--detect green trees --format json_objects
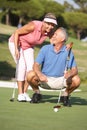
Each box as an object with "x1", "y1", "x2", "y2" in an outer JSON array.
[
  {"x1": 0, "y1": 0, "x2": 45, "y2": 25},
  {"x1": 62, "y1": 12, "x2": 87, "y2": 39},
  {"x1": 74, "y1": 0, "x2": 87, "y2": 13},
  {"x1": 40, "y1": 0, "x2": 64, "y2": 16},
  {"x1": 0, "y1": 0, "x2": 87, "y2": 39},
  {"x1": 0, "y1": 0, "x2": 64, "y2": 26}
]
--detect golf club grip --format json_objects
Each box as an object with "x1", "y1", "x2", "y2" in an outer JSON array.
[
  {"x1": 68, "y1": 42, "x2": 73, "y2": 58},
  {"x1": 66, "y1": 49, "x2": 71, "y2": 71},
  {"x1": 68, "y1": 48, "x2": 71, "y2": 59}
]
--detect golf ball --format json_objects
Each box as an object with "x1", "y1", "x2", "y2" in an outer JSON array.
[{"x1": 54, "y1": 108, "x2": 58, "y2": 112}]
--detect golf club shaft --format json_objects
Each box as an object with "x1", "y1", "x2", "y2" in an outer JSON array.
[
  {"x1": 57, "y1": 85, "x2": 62, "y2": 104},
  {"x1": 12, "y1": 81, "x2": 16, "y2": 98},
  {"x1": 57, "y1": 43, "x2": 73, "y2": 105},
  {"x1": 10, "y1": 60, "x2": 18, "y2": 100}
]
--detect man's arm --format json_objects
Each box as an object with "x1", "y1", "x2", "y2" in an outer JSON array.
[
  {"x1": 33, "y1": 62, "x2": 48, "y2": 82},
  {"x1": 64, "y1": 67, "x2": 78, "y2": 79}
]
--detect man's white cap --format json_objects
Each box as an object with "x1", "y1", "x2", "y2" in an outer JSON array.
[{"x1": 43, "y1": 13, "x2": 57, "y2": 25}]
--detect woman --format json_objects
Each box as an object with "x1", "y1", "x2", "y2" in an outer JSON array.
[{"x1": 8, "y1": 13, "x2": 57, "y2": 102}]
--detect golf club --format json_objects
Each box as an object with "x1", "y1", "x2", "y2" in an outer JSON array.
[
  {"x1": 10, "y1": 78, "x2": 16, "y2": 102},
  {"x1": 53, "y1": 42, "x2": 73, "y2": 109},
  {"x1": 10, "y1": 61, "x2": 18, "y2": 102}
]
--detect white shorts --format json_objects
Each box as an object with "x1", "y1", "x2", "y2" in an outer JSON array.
[
  {"x1": 40, "y1": 76, "x2": 67, "y2": 90},
  {"x1": 8, "y1": 42, "x2": 34, "y2": 81}
]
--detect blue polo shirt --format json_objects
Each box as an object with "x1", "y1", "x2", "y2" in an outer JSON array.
[{"x1": 35, "y1": 44, "x2": 77, "y2": 77}]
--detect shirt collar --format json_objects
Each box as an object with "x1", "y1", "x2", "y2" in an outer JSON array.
[{"x1": 50, "y1": 44, "x2": 66, "y2": 52}]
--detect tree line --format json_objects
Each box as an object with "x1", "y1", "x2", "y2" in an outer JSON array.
[{"x1": 0, "y1": 0, "x2": 87, "y2": 39}]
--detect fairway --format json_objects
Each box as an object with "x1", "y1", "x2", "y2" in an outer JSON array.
[{"x1": 0, "y1": 85, "x2": 87, "y2": 130}]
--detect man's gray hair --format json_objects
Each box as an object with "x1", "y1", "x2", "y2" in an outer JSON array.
[{"x1": 58, "y1": 27, "x2": 68, "y2": 42}]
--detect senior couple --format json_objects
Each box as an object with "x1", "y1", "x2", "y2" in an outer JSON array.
[{"x1": 9, "y1": 13, "x2": 80, "y2": 106}]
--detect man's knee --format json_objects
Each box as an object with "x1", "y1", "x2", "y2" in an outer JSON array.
[
  {"x1": 27, "y1": 70, "x2": 39, "y2": 86},
  {"x1": 27, "y1": 70, "x2": 36, "y2": 82},
  {"x1": 72, "y1": 75, "x2": 81, "y2": 87}
]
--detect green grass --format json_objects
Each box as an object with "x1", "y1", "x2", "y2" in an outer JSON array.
[
  {"x1": 0, "y1": 23, "x2": 17, "y2": 35},
  {"x1": 0, "y1": 24, "x2": 17, "y2": 80},
  {"x1": 0, "y1": 84, "x2": 87, "y2": 130},
  {"x1": 0, "y1": 24, "x2": 87, "y2": 130}
]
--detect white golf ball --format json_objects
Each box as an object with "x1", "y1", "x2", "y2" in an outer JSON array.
[{"x1": 54, "y1": 108, "x2": 58, "y2": 112}]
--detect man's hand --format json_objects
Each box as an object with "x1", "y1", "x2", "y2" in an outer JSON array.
[
  {"x1": 33, "y1": 62, "x2": 48, "y2": 82},
  {"x1": 64, "y1": 71, "x2": 72, "y2": 86},
  {"x1": 38, "y1": 73, "x2": 48, "y2": 82},
  {"x1": 64, "y1": 71, "x2": 71, "y2": 79}
]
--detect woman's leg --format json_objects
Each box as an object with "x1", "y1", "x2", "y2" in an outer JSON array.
[
  {"x1": 8, "y1": 42, "x2": 26, "y2": 101},
  {"x1": 22, "y1": 48, "x2": 34, "y2": 101},
  {"x1": 16, "y1": 48, "x2": 27, "y2": 101},
  {"x1": 23, "y1": 48, "x2": 34, "y2": 92}
]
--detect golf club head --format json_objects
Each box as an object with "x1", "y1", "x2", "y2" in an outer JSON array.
[
  {"x1": 10, "y1": 98, "x2": 14, "y2": 102},
  {"x1": 53, "y1": 105, "x2": 61, "y2": 109}
]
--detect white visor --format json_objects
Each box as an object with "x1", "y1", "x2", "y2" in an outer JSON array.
[{"x1": 44, "y1": 18, "x2": 57, "y2": 25}]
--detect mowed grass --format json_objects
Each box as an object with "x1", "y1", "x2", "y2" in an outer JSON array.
[
  {"x1": 0, "y1": 84, "x2": 87, "y2": 130},
  {"x1": 0, "y1": 24, "x2": 87, "y2": 130}
]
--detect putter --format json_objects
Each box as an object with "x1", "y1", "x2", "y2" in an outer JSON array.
[
  {"x1": 53, "y1": 86, "x2": 62, "y2": 109},
  {"x1": 10, "y1": 80, "x2": 16, "y2": 102},
  {"x1": 10, "y1": 61, "x2": 18, "y2": 102},
  {"x1": 53, "y1": 42, "x2": 73, "y2": 109}
]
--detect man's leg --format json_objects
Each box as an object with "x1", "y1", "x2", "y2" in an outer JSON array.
[
  {"x1": 27, "y1": 70, "x2": 40, "y2": 92},
  {"x1": 66, "y1": 75, "x2": 81, "y2": 94},
  {"x1": 61, "y1": 75, "x2": 81, "y2": 106},
  {"x1": 27, "y1": 70, "x2": 42, "y2": 103}
]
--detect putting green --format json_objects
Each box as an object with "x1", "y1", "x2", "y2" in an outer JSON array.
[{"x1": 0, "y1": 87, "x2": 87, "y2": 130}]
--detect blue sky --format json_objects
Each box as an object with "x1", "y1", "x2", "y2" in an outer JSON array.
[{"x1": 55, "y1": 0, "x2": 79, "y2": 9}]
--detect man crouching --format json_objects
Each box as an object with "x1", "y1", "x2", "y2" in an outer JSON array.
[{"x1": 27, "y1": 27, "x2": 81, "y2": 106}]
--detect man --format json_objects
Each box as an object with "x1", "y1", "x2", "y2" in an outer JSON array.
[{"x1": 27, "y1": 27, "x2": 81, "y2": 106}]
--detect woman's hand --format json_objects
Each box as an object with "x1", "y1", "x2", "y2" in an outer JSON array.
[
  {"x1": 15, "y1": 48, "x2": 20, "y2": 60},
  {"x1": 66, "y1": 42, "x2": 73, "y2": 50}
]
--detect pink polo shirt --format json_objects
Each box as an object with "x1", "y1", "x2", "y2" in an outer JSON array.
[{"x1": 9, "y1": 21, "x2": 48, "y2": 50}]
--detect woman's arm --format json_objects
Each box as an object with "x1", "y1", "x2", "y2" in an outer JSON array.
[{"x1": 14, "y1": 21, "x2": 35, "y2": 59}]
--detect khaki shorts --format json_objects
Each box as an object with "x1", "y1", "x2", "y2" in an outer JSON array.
[{"x1": 39, "y1": 76, "x2": 67, "y2": 90}]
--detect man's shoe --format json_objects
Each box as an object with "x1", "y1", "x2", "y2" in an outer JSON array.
[
  {"x1": 60, "y1": 96, "x2": 64, "y2": 103},
  {"x1": 30, "y1": 93, "x2": 42, "y2": 103},
  {"x1": 63, "y1": 96, "x2": 71, "y2": 107},
  {"x1": 23, "y1": 93, "x2": 31, "y2": 102},
  {"x1": 17, "y1": 94, "x2": 26, "y2": 102}
]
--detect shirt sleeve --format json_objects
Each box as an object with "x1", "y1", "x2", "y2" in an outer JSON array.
[{"x1": 35, "y1": 46, "x2": 46, "y2": 65}]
